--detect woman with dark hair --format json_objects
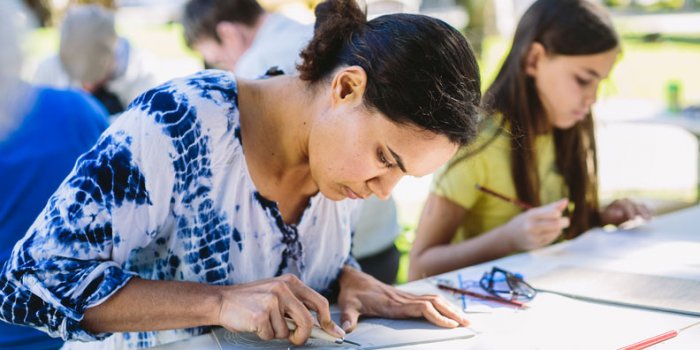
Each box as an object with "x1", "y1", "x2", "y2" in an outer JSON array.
[
  {"x1": 0, "y1": 0, "x2": 480, "y2": 348},
  {"x1": 409, "y1": 0, "x2": 652, "y2": 280}
]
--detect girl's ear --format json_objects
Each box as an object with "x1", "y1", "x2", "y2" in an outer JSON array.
[{"x1": 524, "y1": 42, "x2": 546, "y2": 77}]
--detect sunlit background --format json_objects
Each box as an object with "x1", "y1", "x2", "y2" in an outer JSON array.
[{"x1": 17, "y1": 0, "x2": 700, "y2": 283}]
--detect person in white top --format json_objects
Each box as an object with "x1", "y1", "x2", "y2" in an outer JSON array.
[
  {"x1": 183, "y1": 0, "x2": 403, "y2": 284},
  {"x1": 33, "y1": 5, "x2": 156, "y2": 115},
  {"x1": 182, "y1": 0, "x2": 312, "y2": 78}
]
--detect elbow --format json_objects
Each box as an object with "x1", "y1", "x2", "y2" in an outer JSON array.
[{"x1": 80, "y1": 308, "x2": 105, "y2": 335}]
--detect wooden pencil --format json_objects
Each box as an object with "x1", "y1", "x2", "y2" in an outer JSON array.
[{"x1": 475, "y1": 184, "x2": 533, "y2": 210}]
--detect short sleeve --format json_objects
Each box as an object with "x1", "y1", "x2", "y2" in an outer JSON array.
[{"x1": 431, "y1": 149, "x2": 487, "y2": 210}]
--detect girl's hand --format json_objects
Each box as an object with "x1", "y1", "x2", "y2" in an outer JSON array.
[
  {"x1": 600, "y1": 198, "x2": 653, "y2": 226},
  {"x1": 217, "y1": 274, "x2": 344, "y2": 346},
  {"x1": 337, "y1": 266, "x2": 469, "y2": 333},
  {"x1": 502, "y1": 198, "x2": 570, "y2": 251}
]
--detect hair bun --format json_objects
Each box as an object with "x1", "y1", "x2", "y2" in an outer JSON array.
[
  {"x1": 314, "y1": 0, "x2": 366, "y2": 32},
  {"x1": 298, "y1": 0, "x2": 366, "y2": 81}
]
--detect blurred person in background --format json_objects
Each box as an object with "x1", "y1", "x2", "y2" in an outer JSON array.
[
  {"x1": 182, "y1": 0, "x2": 312, "y2": 77},
  {"x1": 409, "y1": 0, "x2": 653, "y2": 280},
  {"x1": 0, "y1": 1, "x2": 109, "y2": 349},
  {"x1": 33, "y1": 4, "x2": 156, "y2": 115},
  {"x1": 184, "y1": 0, "x2": 402, "y2": 284}
]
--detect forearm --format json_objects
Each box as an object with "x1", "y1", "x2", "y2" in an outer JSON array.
[
  {"x1": 409, "y1": 227, "x2": 515, "y2": 280},
  {"x1": 81, "y1": 277, "x2": 222, "y2": 334}
]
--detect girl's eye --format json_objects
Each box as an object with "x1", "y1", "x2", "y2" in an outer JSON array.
[
  {"x1": 575, "y1": 76, "x2": 592, "y2": 87},
  {"x1": 378, "y1": 150, "x2": 394, "y2": 168}
]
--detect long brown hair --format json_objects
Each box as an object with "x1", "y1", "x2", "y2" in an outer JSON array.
[{"x1": 479, "y1": 0, "x2": 618, "y2": 237}]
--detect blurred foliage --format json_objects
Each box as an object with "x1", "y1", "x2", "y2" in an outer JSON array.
[
  {"x1": 260, "y1": 0, "x2": 319, "y2": 11},
  {"x1": 456, "y1": 0, "x2": 488, "y2": 57},
  {"x1": 23, "y1": 0, "x2": 52, "y2": 27},
  {"x1": 70, "y1": 0, "x2": 116, "y2": 9},
  {"x1": 22, "y1": 0, "x2": 118, "y2": 27},
  {"x1": 394, "y1": 224, "x2": 415, "y2": 284},
  {"x1": 603, "y1": 0, "x2": 699, "y2": 11}
]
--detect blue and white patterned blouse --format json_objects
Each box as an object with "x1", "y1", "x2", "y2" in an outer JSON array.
[{"x1": 0, "y1": 70, "x2": 357, "y2": 349}]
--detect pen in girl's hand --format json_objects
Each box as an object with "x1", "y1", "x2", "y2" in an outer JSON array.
[{"x1": 475, "y1": 184, "x2": 533, "y2": 210}]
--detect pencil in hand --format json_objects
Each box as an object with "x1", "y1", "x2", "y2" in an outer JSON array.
[
  {"x1": 284, "y1": 318, "x2": 361, "y2": 346},
  {"x1": 475, "y1": 184, "x2": 533, "y2": 210}
]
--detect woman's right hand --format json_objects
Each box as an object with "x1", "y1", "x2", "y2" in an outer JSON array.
[
  {"x1": 502, "y1": 198, "x2": 570, "y2": 251},
  {"x1": 216, "y1": 274, "x2": 344, "y2": 346}
]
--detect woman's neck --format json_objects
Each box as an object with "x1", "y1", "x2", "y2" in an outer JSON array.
[{"x1": 236, "y1": 75, "x2": 322, "y2": 202}]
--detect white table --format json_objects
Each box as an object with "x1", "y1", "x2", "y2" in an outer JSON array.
[
  {"x1": 403, "y1": 204, "x2": 700, "y2": 349},
  {"x1": 155, "y1": 205, "x2": 700, "y2": 350}
]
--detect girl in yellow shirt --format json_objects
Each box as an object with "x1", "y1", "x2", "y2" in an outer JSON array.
[{"x1": 409, "y1": 0, "x2": 652, "y2": 280}]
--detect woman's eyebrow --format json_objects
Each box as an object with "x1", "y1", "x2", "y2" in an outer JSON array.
[{"x1": 387, "y1": 146, "x2": 407, "y2": 173}]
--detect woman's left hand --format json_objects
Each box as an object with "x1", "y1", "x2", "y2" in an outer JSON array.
[
  {"x1": 337, "y1": 266, "x2": 469, "y2": 333},
  {"x1": 600, "y1": 198, "x2": 653, "y2": 226}
]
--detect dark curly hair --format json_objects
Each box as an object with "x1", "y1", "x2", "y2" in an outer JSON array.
[{"x1": 297, "y1": 0, "x2": 481, "y2": 146}]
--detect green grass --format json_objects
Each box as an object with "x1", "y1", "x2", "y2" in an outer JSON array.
[
  {"x1": 25, "y1": 23, "x2": 700, "y2": 104},
  {"x1": 478, "y1": 34, "x2": 700, "y2": 105},
  {"x1": 117, "y1": 22, "x2": 200, "y2": 60},
  {"x1": 394, "y1": 225, "x2": 416, "y2": 285},
  {"x1": 611, "y1": 38, "x2": 700, "y2": 105},
  {"x1": 23, "y1": 23, "x2": 203, "y2": 81}
]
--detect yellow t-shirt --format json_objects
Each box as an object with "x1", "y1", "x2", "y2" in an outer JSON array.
[{"x1": 432, "y1": 117, "x2": 567, "y2": 243}]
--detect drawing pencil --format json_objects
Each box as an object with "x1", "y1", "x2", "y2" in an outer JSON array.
[
  {"x1": 285, "y1": 318, "x2": 361, "y2": 346},
  {"x1": 436, "y1": 283, "x2": 528, "y2": 309},
  {"x1": 475, "y1": 184, "x2": 533, "y2": 210}
]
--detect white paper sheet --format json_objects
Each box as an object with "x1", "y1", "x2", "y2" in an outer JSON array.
[
  {"x1": 530, "y1": 265, "x2": 700, "y2": 316},
  {"x1": 212, "y1": 315, "x2": 476, "y2": 350}
]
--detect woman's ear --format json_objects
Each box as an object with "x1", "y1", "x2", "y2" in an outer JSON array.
[
  {"x1": 524, "y1": 42, "x2": 546, "y2": 77},
  {"x1": 330, "y1": 66, "x2": 367, "y2": 107}
]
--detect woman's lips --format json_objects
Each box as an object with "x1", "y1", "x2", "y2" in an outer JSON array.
[{"x1": 345, "y1": 186, "x2": 360, "y2": 199}]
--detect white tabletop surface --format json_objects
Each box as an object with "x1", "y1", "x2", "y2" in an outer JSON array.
[{"x1": 153, "y1": 205, "x2": 700, "y2": 350}]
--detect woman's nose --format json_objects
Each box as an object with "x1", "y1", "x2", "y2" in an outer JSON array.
[{"x1": 368, "y1": 171, "x2": 403, "y2": 200}]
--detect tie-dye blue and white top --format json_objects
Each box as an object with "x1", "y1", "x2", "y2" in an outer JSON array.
[{"x1": 0, "y1": 70, "x2": 357, "y2": 349}]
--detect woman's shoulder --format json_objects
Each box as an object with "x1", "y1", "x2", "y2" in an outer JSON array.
[
  {"x1": 170, "y1": 69, "x2": 239, "y2": 108},
  {"x1": 129, "y1": 70, "x2": 239, "y2": 111},
  {"x1": 123, "y1": 70, "x2": 241, "y2": 139},
  {"x1": 116, "y1": 70, "x2": 243, "y2": 162}
]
